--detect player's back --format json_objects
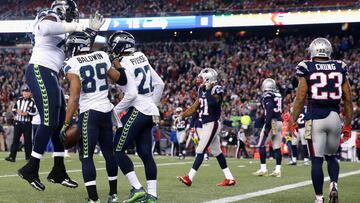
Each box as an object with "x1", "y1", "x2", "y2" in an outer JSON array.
[
  {"x1": 262, "y1": 91, "x2": 282, "y2": 121},
  {"x1": 29, "y1": 9, "x2": 66, "y2": 73},
  {"x1": 64, "y1": 51, "x2": 113, "y2": 114},
  {"x1": 296, "y1": 60, "x2": 347, "y2": 119},
  {"x1": 120, "y1": 51, "x2": 160, "y2": 116}
]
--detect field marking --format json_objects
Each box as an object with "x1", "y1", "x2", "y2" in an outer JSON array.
[
  {"x1": 204, "y1": 169, "x2": 360, "y2": 203},
  {"x1": 0, "y1": 161, "x2": 193, "y2": 178},
  {"x1": 237, "y1": 165, "x2": 246, "y2": 168}
]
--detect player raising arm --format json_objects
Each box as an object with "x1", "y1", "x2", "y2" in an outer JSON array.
[
  {"x1": 289, "y1": 38, "x2": 353, "y2": 203},
  {"x1": 109, "y1": 31, "x2": 165, "y2": 203},
  {"x1": 19, "y1": 0, "x2": 105, "y2": 191},
  {"x1": 176, "y1": 68, "x2": 236, "y2": 187}
]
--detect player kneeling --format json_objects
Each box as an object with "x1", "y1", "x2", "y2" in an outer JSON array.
[
  {"x1": 176, "y1": 68, "x2": 236, "y2": 187},
  {"x1": 62, "y1": 32, "x2": 127, "y2": 203}
]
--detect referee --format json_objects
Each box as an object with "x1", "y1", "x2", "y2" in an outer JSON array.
[{"x1": 5, "y1": 87, "x2": 37, "y2": 162}]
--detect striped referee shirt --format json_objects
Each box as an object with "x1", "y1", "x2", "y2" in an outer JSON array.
[{"x1": 12, "y1": 97, "x2": 37, "y2": 122}]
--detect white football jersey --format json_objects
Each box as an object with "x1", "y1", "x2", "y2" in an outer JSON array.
[
  {"x1": 29, "y1": 9, "x2": 66, "y2": 73},
  {"x1": 63, "y1": 51, "x2": 113, "y2": 114},
  {"x1": 114, "y1": 51, "x2": 164, "y2": 116}
]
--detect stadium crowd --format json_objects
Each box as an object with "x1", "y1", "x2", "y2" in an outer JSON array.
[{"x1": 0, "y1": 0, "x2": 358, "y2": 19}]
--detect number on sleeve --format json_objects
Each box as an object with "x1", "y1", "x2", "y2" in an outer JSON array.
[{"x1": 134, "y1": 65, "x2": 154, "y2": 95}]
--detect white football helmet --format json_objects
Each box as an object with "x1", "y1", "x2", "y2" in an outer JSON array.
[
  {"x1": 175, "y1": 107, "x2": 183, "y2": 113},
  {"x1": 261, "y1": 78, "x2": 277, "y2": 92},
  {"x1": 198, "y1": 68, "x2": 218, "y2": 90},
  {"x1": 308, "y1": 38, "x2": 332, "y2": 59}
]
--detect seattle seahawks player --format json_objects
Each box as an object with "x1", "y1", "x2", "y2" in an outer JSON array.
[
  {"x1": 62, "y1": 32, "x2": 128, "y2": 203},
  {"x1": 253, "y1": 78, "x2": 283, "y2": 177},
  {"x1": 289, "y1": 38, "x2": 352, "y2": 203},
  {"x1": 173, "y1": 107, "x2": 190, "y2": 159},
  {"x1": 288, "y1": 106, "x2": 310, "y2": 166},
  {"x1": 18, "y1": 0, "x2": 105, "y2": 191},
  {"x1": 176, "y1": 68, "x2": 236, "y2": 187},
  {"x1": 109, "y1": 31, "x2": 165, "y2": 203}
]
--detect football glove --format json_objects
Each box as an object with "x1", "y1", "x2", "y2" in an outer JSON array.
[
  {"x1": 60, "y1": 122, "x2": 70, "y2": 143},
  {"x1": 285, "y1": 133, "x2": 292, "y2": 144},
  {"x1": 89, "y1": 11, "x2": 105, "y2": 31},
  {"x1": 340, "y1": 124, "x2": 352, "y2": 144},
  {"x1": 192, "y1": 135, "x2": 199, "y2": 146}
]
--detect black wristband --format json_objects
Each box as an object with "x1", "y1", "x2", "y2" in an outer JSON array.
[{"x1": 116, "y1": 68, "x2": 127, "y2": 86}]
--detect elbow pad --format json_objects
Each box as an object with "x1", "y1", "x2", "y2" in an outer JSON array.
[{"x1": 115, "y1": 68, "x2": 127, "y2": 86}]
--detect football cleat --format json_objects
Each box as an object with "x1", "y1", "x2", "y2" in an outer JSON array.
[
  {"x1": 217, "y1": 179, "x2": 236, "y2": 186},
  {"x1": 123, "y1": 187, "x2": 146, "y2": 203},
  {"x1": 252, "y1": 169, "x2": 268, "y2": 176},
  {"x1": 47, "y1": 166, "x2": 78, "y2": 188},
  {"x1": 303, "y1": 161, "x2": 310, "y2": 166},
  {"x1": 269, "y1": 170, "x2": 281, "y2": 178},
  {"x1": 18, "y1": 165, "x2": 45, "y2": 191},
  {"x1": 177, "y1": 175, "x2": 192, "y2": 186},
  {"x1": 139, "y1": 194, "x2": 158, "y2": 203},
  {"x1": 314, "y1": 197, "x2": 324, "y2": 203},
  {"x1": 287, "y1": 161, "x2": 297, "y2": 166},
  {"x1": 107, "y1": 194, "x2": 119, "y2": 203},
  {"x1": 5, "y1": 156, "x2": 15, "y2": 162},
  {"x1": 328, "y1": 182, "x2": 339, "y2": 203}
]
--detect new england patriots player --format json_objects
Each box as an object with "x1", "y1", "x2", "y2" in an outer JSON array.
[
  {"x1": 176, "y1": 68, "x2": 236, "y2": 187},
  {"x1": 18, "y1": 0, "x2": 105, "y2": 191},
  {"x1": 173, "y1": 107, "x2": 190, "y2": 159},
  {"x1": 253, "y1": 78, "x2": 283, "y2": 177},
  {"x1": 109, "y1": 31, "x2": 165, "y2": 203},
  {"x1": 289, "y1": 38, "x2": 353, "y2": 203},
  {"x1": 288, "y1": 106, "x2": 310, "y2": 166},
  {"x1": 62, "y1": 32, "x2": 128, "y2": 203}
]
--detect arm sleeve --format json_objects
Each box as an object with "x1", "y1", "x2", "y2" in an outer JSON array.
[
  {"x1": 28, "y1": 101, "x2": 38, "y2": 116},
  {"x1": 150, "y1": 66, "x2": 165, "y2": 106},
  {"x1": 34, "y1": 20, "x2": 83, "y2": 36},
  {"x1": 208, "y1": 85, "x2": 223, "y2": 107},
  {"x1": 113, "y1": 69, "x2": 138, "y2": 114}
]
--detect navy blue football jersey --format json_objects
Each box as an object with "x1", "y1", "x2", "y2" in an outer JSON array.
[
  {"x1": 262, "y1": 91, "x2": 283, "y2": 123},
  {"x1": 296, "y1": 60, "x2": 348, "y2": 120},
  {"x1": 297, "y1": 106, "x2": 307, "y2": 128},
  {"x1": 173, "y1": 115, "x2": 188, "y2": 132},
  {"x1": 197, "y1": 85, "x2": 223, "y2": 124}
]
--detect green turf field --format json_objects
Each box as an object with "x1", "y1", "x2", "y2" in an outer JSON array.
[{"x1": 0, "y1": 152, "x2": 359, "y2": 203}]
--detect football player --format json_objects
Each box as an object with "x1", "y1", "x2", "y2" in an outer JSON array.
[
  {"x1": 253, "y1": 78, "x2": 283, "y2": 177},
  {"x1": 289, "y1": 38, "x2": 353, "y2": 203},
  {"x1": 173, "y1": 107, "x2": 190, "y2": 159},
  {"x1": 288, "y1": 106, "x2": 310, "y2": 166},
  {"x1": 109, "y1": 31, "x2": 165, "y2": 203},
  {"x1": 62, "y1": 32, "x2": 128, "y2": 203},
  {"x1": 18, "y1": 0, "x2": 105, "y2": 191},
  {"x1": 176, "y1": 68, "x2": 236, "y2": 187}
]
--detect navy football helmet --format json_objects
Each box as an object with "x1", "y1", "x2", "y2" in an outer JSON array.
[
  {"x1": 65, "y1": 32, "x2": 91, "y2": 58},
  {"x1": 107, "y1": 31, "x2": 136, "y2": 56},
  {"x1": 51, "y1": 0, "x2": 79, "y2": 22}
]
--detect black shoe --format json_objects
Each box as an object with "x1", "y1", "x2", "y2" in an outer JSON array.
[
  {"x1": 18, "y1": 165, "x2": 45, "y2": 191},
  {"x1": 5, "y1": 156, "x2": 15, "y2": 162},
  {"x1": 47, "y1": 166, "x2": 78, "y2": 188}
]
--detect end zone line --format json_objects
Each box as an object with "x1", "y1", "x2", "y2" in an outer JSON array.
[
  {"x1": 204, "y1": 169, "x2": 360, "y2": 203},
  {"x1": 0, "y1": 161, "x2": 193, "y2": 178}
]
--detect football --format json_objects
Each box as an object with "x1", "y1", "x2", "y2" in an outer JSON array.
[{"x1": 62, "y1": 125, "x2": 81, "y2": 149}]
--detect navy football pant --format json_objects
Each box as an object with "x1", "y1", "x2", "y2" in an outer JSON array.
[
  {"x1": 78, "y1": 110, "x2": 118, "y2": 185},
  {"x1": 25, "y1": 64, "x2": 65, "y2": 158},
  {"x1": 114, "y1": 107, "x2": 157, "y2": 180}
]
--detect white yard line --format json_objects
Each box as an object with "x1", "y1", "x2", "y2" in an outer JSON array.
[
  {"x1": 204, "y1": 169, "x2": 360, "y2": 203},
  {"x1": 0, "y1": 161, "x2": 193, "y2": 178}
]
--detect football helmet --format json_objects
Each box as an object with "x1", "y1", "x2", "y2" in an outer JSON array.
[
  {"x1": 108, "y1": 31, "x2": 136, "y2": 56},
  {"x1": 65, "y1": 32, "x2": 91, "y2": 58},
  {"x1": 51, "y1": 0, "x2": 79, "y2": 22},
  {"x1": 197, "y1": 68, "x2": 218, "y2": 90},
  {"x1": 308, "y1": 38, "x2": 332, "y2": 59},
  {"x1": 261, "y1": 78, "x2": 277, "y2": 92},
  {"x1": 175, "y1": 107, "x2": 183, "y2": 114}
]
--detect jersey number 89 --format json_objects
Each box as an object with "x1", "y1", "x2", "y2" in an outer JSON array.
[{"x1": 80, "y1": 63, "x2": 108, "y2": 93}]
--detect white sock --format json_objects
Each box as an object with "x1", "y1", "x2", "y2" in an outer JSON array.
[
  {"x1": 304, "y1": 158, "x2": 309, "y2": 162},
  {"x1": 222, "y1": 167, "x2": 234, "y2": 180},
  {"x1": 315, "y1": 195, "x2": 324, "y2": 200},
  {"x1": 125, "y1": 171, "x2": 142, "y2": 189},
  {"x1": 292, "y1": 157, "x2": 297, "y2": 162},
  {"x1": 188, "y1": 168, "x2": 197, "y2": 181},
  {"x1": 147, "y1": 180, "x2": 157, "y2": 197},
  {"x1": 260, "y1": 164, "x2": 267, "y2": 171},
  {"x1": 275, "y1": 165, "x2": 281, "y2": 172}
]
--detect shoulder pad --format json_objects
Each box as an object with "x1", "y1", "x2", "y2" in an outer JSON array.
[
  {"x1": 334, "y1": 60, "x2": 347, "y2": 69},
  {"x1": 263, "y1": 92, "x2": 274, "y2": 98},
  {"x1": 36, "y1": 9, "x2": 60, "y2": 22},
  {"x1": 296, "y1": 60, "x2": 309, "y2": 76}
]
